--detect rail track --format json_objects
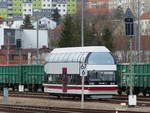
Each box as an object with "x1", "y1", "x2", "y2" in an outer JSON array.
[
  {"x1": 2, "y1": 91, "x2": 150, "y2": 104},
  {"x1": 0, "y1": 92, "x2": 149, "y2": 112},
  {"x1": 0, "y1": 104, "x2": 147, "y2": 113},
  {"x1": 1, "y1": 92, "x2": 150, "y2": 104}
]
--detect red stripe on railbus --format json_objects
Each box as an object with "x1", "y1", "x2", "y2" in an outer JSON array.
[{"x1": 44, "y1": 85, "x2": 118, "y2": 90}]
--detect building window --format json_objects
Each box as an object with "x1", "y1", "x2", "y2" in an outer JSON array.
[
  {"x1": 52, "y1": 4, "x2": 56, "y2": 7},
  {"x1": 23, "y1": 55, "x2": 27, "y2": 60},
  {"x1": 9, "y1": 55, "x2": 14, "y2": 60}
]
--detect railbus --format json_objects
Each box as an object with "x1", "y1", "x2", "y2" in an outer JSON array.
[{"x1": 43, "y1": 46, "x2": 118, "y2": 98}]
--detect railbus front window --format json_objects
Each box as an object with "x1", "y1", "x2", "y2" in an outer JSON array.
[
  {"x1": 88, "y1": 71, "x2": 116, "y2": 85},
  {"x1": 88, "y1": 52, "x2": 115, "y2": 65}
]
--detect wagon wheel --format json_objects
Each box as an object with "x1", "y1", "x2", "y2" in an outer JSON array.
[
  {"x1": 143, "y1": 91, "x2": 147, "y2": 96},
  {"x1": 117, "y1": 89, "x2": 122, "y2": 95},
  {"x1": 126, "y1": 89, "x2": 130, "y2": 95},
  {"x1": 133, "y1": 88, "x2": 140, "y2": 96}
]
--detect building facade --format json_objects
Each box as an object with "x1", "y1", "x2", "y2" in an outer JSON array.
[
  {"x1": 140, "y1": 11, "x2": 150, "y2": 35},
  {"x1": 109, "y1": 0, "x2": 150, "y2": 16},
  {"x1": 0, "y1": 0, "x2": 77, "y2": 19},
  {"x1": 85, "y1": 0, "x2": 109, "y2": 13},
  {"x1": 86, "y1": 0, "x2": 109, "y2": 8}
]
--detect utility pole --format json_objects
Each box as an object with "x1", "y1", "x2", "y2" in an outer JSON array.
[
  {"x1": 81, "y1": 0, "x2": 85, "y2": 109},
  {"x1": 81, "y1": 0, "x2": 84, "y2": 47},
  {"x1": 4, "y1": 19, "x2": 13, "y2": 105},
  {"x1": 35, "y1": 10, "x2": 40, "y2": 64},
  {"x1": 137, "y1": 0, "x2": 141, "y2": 62},
  {"x1": 6, "y1": 20, "x2": 13, "y2": 65},
  {"x1": 7, "y1": 35, "x2": 10, "y2": 65},
  {"x1": 36, "y1": 19, "x2": 39, "y2": 64}
]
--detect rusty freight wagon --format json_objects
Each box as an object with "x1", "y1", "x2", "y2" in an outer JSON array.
[
  {"x1": 0, "y1": 64, "x2": 44, "y2": 91},
  {"x1": 117, "y1": 63, "x2": 150, "y2": 96}
]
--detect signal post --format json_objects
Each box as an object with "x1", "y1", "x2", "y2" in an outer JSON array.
[{"x1": 124, "y1": 8, "x2": 137, "y2": 106}]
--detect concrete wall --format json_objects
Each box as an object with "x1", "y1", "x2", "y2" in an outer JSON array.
[
  {"x1": 17, "y1": 29, "x2": 48, "y2": 49},
  {"x1": 0, "y1": 28, "x2": 48, "y2": 49}
]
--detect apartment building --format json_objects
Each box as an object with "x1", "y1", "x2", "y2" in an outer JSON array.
[{"x1": 0, "y1": 0, "x2": 77, "y2": 19}]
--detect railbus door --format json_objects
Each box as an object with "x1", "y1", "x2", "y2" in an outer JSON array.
[{"x1": 62, "y1": 68, "x2": 68, "y2": 93}]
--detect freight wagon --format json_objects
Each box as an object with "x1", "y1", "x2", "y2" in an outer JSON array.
[
  {"x1": 117, "y1": 63, "x2": 150, "y2": 96},
  {"x1": 0, "y1": 64, "x2": 44, "y2": 92}
]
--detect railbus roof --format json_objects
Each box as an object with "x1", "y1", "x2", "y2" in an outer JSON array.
[
  {"x1": 45, "y1": 46, "x2": 111, "y2": 63},
  {"x1": 51, "y1": 46, "x2": 110, "y2": 53}
]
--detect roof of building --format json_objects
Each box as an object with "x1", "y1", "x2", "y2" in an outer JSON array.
[
  {"x1": 87, "y1": 0, "x2": 108, "y2": 2},
  {"x1": 0, "y1": 17, "x2": 4, "y2": 22},
  {"x1": 85, "y1": 8, "x2": 109, "y2": 13},
  {"x1": 0, "y1": 47, "x2": 49, "y2": 55},
  {"x1": 140, "y1": 11, "x2": 150, "y2": 19}
]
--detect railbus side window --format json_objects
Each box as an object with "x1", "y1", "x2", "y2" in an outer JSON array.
[
  {"x1": 68, "y1": 74, "x2": 81, "y2": 85},
  {"x1": 48, "y1": 74, "x2": 62, "y2": 84}
]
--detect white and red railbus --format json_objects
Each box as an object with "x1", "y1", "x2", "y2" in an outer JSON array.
[{"x1": 43, "y1": 46, "x2": 118, "y2": 98}]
